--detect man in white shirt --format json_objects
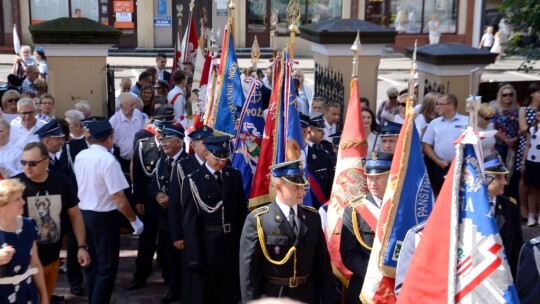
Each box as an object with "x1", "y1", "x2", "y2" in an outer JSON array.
[
  {"x1": 167, "y1": 69, "x2": 188, "y2": 128},
  {"x1": 422, "y1": 93, "x2": 468, "y2": 195},
  {"x1": 323, "y1": 102, "x2": 341, "y2": 142},
  {"x1": 73, "y1": 120, "x2": 143, "y2": 304},
  {"x1": 10, "y1": 98, "x2": 46, "y2": 150},
  {"x1": 109, "y1": 93, "x2": 146, "y2": 171}
]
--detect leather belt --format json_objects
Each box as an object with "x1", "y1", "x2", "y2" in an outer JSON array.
[
  {"x1": 264, "y1": 274, "x2": 309, "y2": 288},
  {"x1": 203, "y1": 223, "x2": 232, "y2": 233}
]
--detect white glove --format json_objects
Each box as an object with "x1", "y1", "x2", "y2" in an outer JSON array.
[{"x1": 130, "y1": 217, "x2": 144, "y2": 236}]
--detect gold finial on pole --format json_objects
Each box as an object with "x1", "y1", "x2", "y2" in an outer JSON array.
[
  {"x1": 251, "y1": 36, "x2": 261, "y2": 69},
  {"x1": 286, "y1": 0, "x2": 301, "y2": 58},
  {"x1": 270, "y1": 9, "x2": 279, "y2": 59},
  {"x1": 228, "y1": 0, "x2": 236, "y2": 39},
  {"x1": 351, "y1": 31, "x2": 361, "y2": 78},
  {"x1": 466, "y1": 68, "x2": 482, "y2": 129},
  {"x1": 189, "y1": 0, "x2": 195, "y2": 11}
]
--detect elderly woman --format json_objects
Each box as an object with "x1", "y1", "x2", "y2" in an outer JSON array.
[
  {"x1": 478, "y1": 104, "x2": 497, "y2": 155},
  {"x1": 11, "y1": 45, "x2": 36, "y2": 78},
  {"x1": 74, "y1": 100, "x2": 91, "y2": 119},
  {"x1": 64, "y1": 109, "x2": 86, "y2": 140},
  {"x1": 1, "y1": 90, "x2": 21, "y2": 123},
  {"x1": 376, "y1": 86, "x2": 400, "y2": 125},
  {"x1": 0, "y1": 119, "x2": 23, "y2": 177},
  {"x1": 0, "y1": 179, "x2": 48, "y2": 303}
]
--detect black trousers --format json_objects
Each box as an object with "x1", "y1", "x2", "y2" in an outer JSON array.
[
  {"x1": 133, "y1": 208, "x2": 160, "y2": 283},
  {"x1": 82, "y1": 210, "x2": 120, "y2": 304},
  {"x1": 190, "y1": 265, "x2": 239, "y2": 304},
  {"x1": 160, "y1": 230, "x2": 183, "y2": 295}
]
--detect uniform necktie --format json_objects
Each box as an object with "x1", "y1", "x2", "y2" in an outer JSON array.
[
  {"x1": 168, "y1": 158, "x2": 174, "y2": 173},
  {"x1": 214, "y1": 171, "x2": 223, "y2": 185},
  {"x1": 288, "y1": 207, "x2": 298, "y2": 235}
]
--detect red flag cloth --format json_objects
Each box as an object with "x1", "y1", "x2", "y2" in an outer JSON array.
[
  {"x1": 325, "y1": 78, "x2": 368, "y2": 284},
  {"x1": 248, "y1": 54, "x2": 283, "y2": 209},
  {"x1": 181, "y1": 13, "x2": 199, "y2": 64}
]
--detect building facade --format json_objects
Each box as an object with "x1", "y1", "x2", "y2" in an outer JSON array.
[{"x1": 3, "y1": 0, "x2": 501, "y2": 55}]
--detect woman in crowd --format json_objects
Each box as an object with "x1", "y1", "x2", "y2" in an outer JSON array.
[
  {"x1": 139, "y1": 83, "x2": 155, "y2": 117},
  {"x1": 293, "y1": 69, "x2": 313, "y2": 113},
  {"x1": 0, "y1": 119, "x2": 23, "y2": 178},
  {"x1": 64, "y1": 109, "x2": 86, "y2": 140},
  {"x1": 1, "y1": 90, "x2": 21, "y2": 123},
  {"x1": 393, "y1": 94, "x2": 408, "y2": 124},
  {"x1": 477, "y1": 104, "x2": 497, "y2": 155},
  {"x1": 414, "y1": 92, "x2": 439, "y2": 138},
  {"x1": 0, "y1": 179, "x2": 48, "y2": 303},
  {"x1": 492, "y1": 84, "x2": 520, "y2": 161},
  {"x1": 362, "y1": 107, "x2": 380, "y2": 152},
  {"x1": 523, "y1": 105, "x2": 540, "y2": 226},
  {"x1": 11, "y1": 45, "x2": 35, "y2": 79},
  {"x1": 376, "y1": 86, "x2": 400, "y2": 125},
  {"x1": 33, "y1": 46, "x2": 47, "y2": 80},
  {"x1": 516, "y1": 82, "x2": 540, "y2": 221}
]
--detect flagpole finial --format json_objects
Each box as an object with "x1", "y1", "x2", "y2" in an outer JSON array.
[
  {"x1": 228, "y1": 0, "x2": 236, "y2": 11},
  {"x1": 176, "y1": 4, "x2": 183, "y2": 20},
  {"x1": 286, "y1": 0, "x2": 302, "y2": 59},
  {"x1": 251, "y1": 36, "x2": 261, "y2": 69},
  {"x1": 407, "y1": 39, "x2": 418, "y2": 100},
  {"x1": 466, "y1": 68, "x2": 482, "y2": 129},
  {"x1": 189, "y1": 0, "x2": 195, "y2": 11},
  {"x1": 351, "y1": 30, "x2": 361, "y2": 78}
]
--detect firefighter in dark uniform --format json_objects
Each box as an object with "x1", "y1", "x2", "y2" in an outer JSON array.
[
  {"x1": 340, "y1": 151, "x2": 393, "y2": 304},
  {"x1": 299, "y1": 113, "x2": 335, "y2": 209},
  {"x1": 310, "y1": 113, "x2": 336, "y2": 158},
  {"x1": 127, "y1": 106, "x2": 175, "y2": 291},
  {"x1": 516, "y1": 236, "x2": 540, "y2": 303},
  {"x1": 483, "y1": 152, "x2": 523, "y2": 279},
  {"x1": 182, "y1": 135, "x2": 246, "y2": 304},
  {"x1": 148, "y1": 125, "x2": 188, "y2": 303},
  {"x1": 34, "y1": 118, "x2": 68, "y2": 173},
  {"x1": 168, "y1": 125, "x2": 213, "y2": 304},
  {"x1": 239, "y1": 159, "x2": 340, "y2": 304}
]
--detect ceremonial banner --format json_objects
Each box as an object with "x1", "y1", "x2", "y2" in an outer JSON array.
[
  {"x1": 206, "y1": 23, "x2": 245, "y2": 136},
  {"x1": 397, "y1": 129, "x2": 519, "y2": 304},
  {"x1": 325, "y1": 78, "x2": 368, "y2": 283},
  {"x1": 232, "y1": 79, "x2": 265, "y2": 199},
  {"x1": 361, "y1": 99, "x2": 434, "y2": 303},
  {"x1": 181, "y1": 12, "x2": 199, "y2": 64},
  {"x1": 249, "y1": 54, "x2": 283, "y2": 209}
]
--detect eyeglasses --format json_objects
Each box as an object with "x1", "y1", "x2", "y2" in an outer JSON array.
[
  {"x1": 20, "y1": 158, "x2": 47, "y2": 167},
  {"x1": 398, "y1": 103, "x2": 407, "y2": 107},
  {"x1": 436, "y1": 103, "x2": 450, "y2": 106},
  {"x1": 501, "y1": 93, "x2": 514, "y2": 97},
  {"x1": 19, "y1": 111, "x2": 35, "y2": 116},
  {"x1": 7, "y1": 99, "x2": 17, "y2": 104},
  {"x1": 389, "y1": 96, "x2": 398, "y2": 100}
]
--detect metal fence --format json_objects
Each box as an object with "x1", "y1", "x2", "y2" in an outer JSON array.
[
  {"x1": 314, "y1": 63, "x2": 345, "y2": 128},
  {"x1": 106, "y1": 64, "x2": 115, "y2": 118}
]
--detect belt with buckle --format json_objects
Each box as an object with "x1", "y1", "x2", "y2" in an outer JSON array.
[
  {"x1": 203, "y1": 223, "x2": 232, "y2": 233},
  {"x1": 264, "y1": 274, "x2": 309, "y2": 288}
]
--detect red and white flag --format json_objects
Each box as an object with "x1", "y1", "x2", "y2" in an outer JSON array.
[
  {"x1": 325, "y1": 78, "x2": 368, "y2": 284},
  {"x1": 181, "y1": 12, "x2": 199, "y2": 64}
]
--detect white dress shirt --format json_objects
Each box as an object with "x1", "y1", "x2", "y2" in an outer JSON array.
[
  {"x1": 74, "y1": 144, "x2": 129, "y2": 212},
  {"x1": 109, "y1": 109, "x2": 146, "y2": 160},
  {"x1": 0, "y1": 143, "x2": 23, "y2": 177},
  {"x1": 9, "y1": 118, "x2": 46, "y2": 150}
]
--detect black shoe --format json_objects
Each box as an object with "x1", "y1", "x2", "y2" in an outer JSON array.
[
  {"x1": 161, "y1": 291, "x2": 180, "y2": 303},
  {"x1": 70, "y1": 284, "x2": 84, "y2": 296},
  {"x1": 126, "y1": 280, "x2": 146, "y2": 291},
  {"x1": 51, "y1": 295, "x2": 65, "y2": 304}
]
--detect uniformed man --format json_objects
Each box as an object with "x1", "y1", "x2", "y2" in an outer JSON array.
[
  {"x1": 483, "y1": 152, "x2": 522, "y2": 278},
  {"x1": 34, "y1": 118, "x2": 68, "y2": 173},
  {"x1": 379, "y1": 120, "x2": 402, "y2": 153},
  {"x1": 516, "y1": 236, "x2": 540, "y2": 303},
  {"x1": 148, "y1": 125, "x2": 187, "y2": 303},
  {"x1": 182, "y1": 135, "x2": 246, "y2": 304},
  {"x1": 73, "y1": 120, "x2": 144, "y2": 304},
  {"x1": 340, "y1": 151, "x2": 393, "y2": 304},
  {"x1": 127, "y1": 105, "x2": 175, "y2": 291},
  {"x1": 300, "y1": 113, "x2": 335, "y2": 209},
  {"x1": 310, "y1": 113, "x2": 336, "y2": 158},
  {"x1": 239, "y1": 159, "x2": 339, "y2": 304}
]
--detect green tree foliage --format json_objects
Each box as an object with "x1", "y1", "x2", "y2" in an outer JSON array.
[{"x1": 501, "y1": 0, "x2": 540, "y2": 63}]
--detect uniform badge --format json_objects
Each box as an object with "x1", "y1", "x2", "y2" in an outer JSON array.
[
  {"x1": 145, "y1": 166, "x2": 152, "y2": 171},
  {"x1": 160, "y1": 176, "x2": 165, "y2": 180},
  {"x1": 274, "y1": 245, "x2": 280, "y2": 255},
  {"x1": 312, "y1": 153, "x2": 316, "y2": 159},
  {"x1": 222, "y1": 142, "x2": 227, "y2": 148},
  {"x1": 204, "y1": 174, "x2": 210, "y2": 180},
  {"x1": 275, "y1": 215, "x2": 281, "y2": 221},
  {"x1": 271, "y1": 229, "x2": 283, "y2": 235}
]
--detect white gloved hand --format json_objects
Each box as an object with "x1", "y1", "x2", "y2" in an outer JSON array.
[{"x1": 130, "y1": 217, "x2": 144, "y2": 236}]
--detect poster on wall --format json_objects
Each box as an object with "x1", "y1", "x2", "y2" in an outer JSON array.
[{"x1": 114, "y1": 0, "x2": 134, "y2": 29}]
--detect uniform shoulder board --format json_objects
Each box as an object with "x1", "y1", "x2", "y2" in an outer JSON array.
[
  {"x1": 253, "y1": 206, "x2": 270, "y2": 216},
  {"x1": 300, "y1": 205, "x2": 319, "y2": 214},
  {"x1": 186, "y1": 167, "x2": 202, "y2": 178},
  {"x1": 348, "y1": 196, "x2": 366, "y2": 209},
  {"x1": 137, "y1": 137, "x2": 151, "y2": 144},
  {"x1": 509, "y1": 197, "x2": 518, "y2": 205},
  {"x1": 178, "y1": 156, "x2": 190, "y2": 163},
  {"x1": 529, "y1": 236, "x2": 540, "y2": 246}
]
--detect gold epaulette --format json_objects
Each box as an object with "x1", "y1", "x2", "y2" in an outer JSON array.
[
  {"x1": 509, "y1": 197, "x2": 518, "y2": 205},
  {"x1": 347, "y1": 197, "x2": 366, "y2": 209},
  {"x1": 300, "y1": 205, "x2": 318, "y2": 213},
  {"x1": 253, "y1": 206, "x2": 270, "y2": 217}
]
